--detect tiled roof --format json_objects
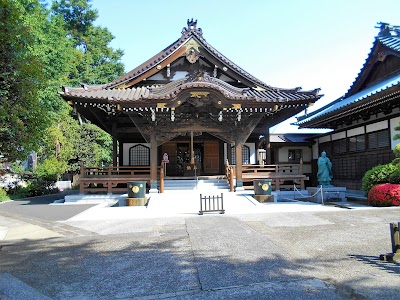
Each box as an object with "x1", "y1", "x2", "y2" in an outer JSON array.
[
  {"x1": 106, "y1": 20, "x2": 282, "y2": 90},
  {"x1": 295, "y1": 73, "x2": 400, "y2": 125},
  {"x1": 269, "y1": 133, "x2": 315, "y2": 143},
  {"x1": 295, "y1": 23, "x2": 400, "y2": 127},
  {"x1": 378, "y1": 35, "x2": 400, "y2": 52},
  {"x1": 61, "y1": 75, "x2": 320, "y2": 104},
  {"x1": 345, "y1": 23, "x2": 400, "y2": 98},
  {"x1": 61, "y1": 85, "x2": 150, "y2": 101}
]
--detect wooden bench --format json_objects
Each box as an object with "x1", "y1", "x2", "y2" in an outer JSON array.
[
  {"x1": 226, "y1": 163, "x2": 309, "y2": 191},
  {"x1": 79, "y1": 166, "x2": 163, "y2": 194}
]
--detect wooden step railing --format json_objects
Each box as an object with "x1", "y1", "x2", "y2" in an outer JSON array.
[
  {"x1": 79, "y1": 165, "x2": 164, "y2": 194},
  {"x1": 225, "y1": 160, "x2": 308, "y2": 191}
]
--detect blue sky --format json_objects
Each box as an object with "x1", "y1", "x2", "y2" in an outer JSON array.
[{"x1": 90, "y1": 0, "x2": 399, "y2": 133}]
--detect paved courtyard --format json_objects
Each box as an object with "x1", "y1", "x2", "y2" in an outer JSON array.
[{"x1": 0, "y1": 192, "x2": 400, "y2": 299}]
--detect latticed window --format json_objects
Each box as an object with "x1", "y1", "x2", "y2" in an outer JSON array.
[
  {"x1": 231, "y1": 145, "x2": 250, "y2": 165},
  {"x1": 319, "y1": 142, "x2": 332, "y2": 156},
  {"x1": 368, "y1": 129, "x2": 390, "y2": 150},
  {"x1": 348, "y1": 135, "x2": 365, "y2": 152},
  {"x1": 129, "y1": 144, "x2": 150, "y2": 166},
  {"x1": 288, "y1": 149, "x2": 302, "y2": 163},
  {"x1": 333, "y1": 138, "x2": 347, "y2": 154}
]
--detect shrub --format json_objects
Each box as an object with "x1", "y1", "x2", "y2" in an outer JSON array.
[
  {"x1": 368, "y1": 183, "x2": 400, "y2": 207},
  {"x1": 362, "y1": 164, "x2": 398, "y2": 193},
  {"x1": 21, "y1": 157, "x2": 65, "y2": 197},
  {"x1": 394, "y1": 143, "x2": 400, "y2": 158},
  {"x1": 0, "y1": 187, "x2": 8, "y2": 201},
  {"x1": 389, "y1": 168, "x2": 400, "y2": 184},
  {"x1": 26, "y1": 179, "x2": 59, "y2": 197},
  {"x1": 6, "y1": 184, "x2": 30, "y2": 199}
]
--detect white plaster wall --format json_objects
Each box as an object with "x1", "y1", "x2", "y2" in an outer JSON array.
[
  {"x1": 366, "y1": 120, "x2": 388, "y2": 133},
  {"x1": 319, "y1": 135, "x2": 331, "y2": 143},
  {"x1": 248, "y1": 143, "x2": 256, "y2": 164},
  {"x1": 332, "y1": 131, "x2": 346, "y2": 140},
  {"x1": 122, "y1": 143, "x2": 150, "y2": 166},
  {"x1": 347, "y1": 126, "x2": 365, "y2": 137},
  {"x1": 390, "y1": 116, "x2": 400, "y2": 150},
  {"x1": 277, "y1": 146, "x2": 312, "y2": 173},
  {"x1": 312, "y1": 143, "x2": 320, "y2": 160}
]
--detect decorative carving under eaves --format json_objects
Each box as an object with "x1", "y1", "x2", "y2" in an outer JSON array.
[
  {"x1": 187, "y1": 98, "x2": 209, "y2": 107},
  {"x1": 185, "y1": 47, "x2": 200, "y2": 64},
  {"x1": 155, "y1": 132, "x2": 180, "y2": 144}
]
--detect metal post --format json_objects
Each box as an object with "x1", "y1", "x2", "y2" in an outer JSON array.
[{"x1": 321, "y1": 186, "x2": 324, "y2": 205}]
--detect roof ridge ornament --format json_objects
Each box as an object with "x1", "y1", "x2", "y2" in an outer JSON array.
[
  {"x1": 182, "y1": 18, "x2": 203, "y2": 36},
  {"x1": 376, "y1": 22, "x2": 400, "y2": 37}
]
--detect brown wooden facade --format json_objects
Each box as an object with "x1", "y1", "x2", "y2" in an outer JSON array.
[{"x1": 60, "y1": 20, "x2": 321, "y2": 192}]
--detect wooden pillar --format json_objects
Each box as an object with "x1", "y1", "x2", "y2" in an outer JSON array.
[
  {"x1": 159, "y1": 162, "x2": 164, "y2": 193},
  {"x1": 190, "y1": 131, "x2": 195, "y2": 164},
  {"x1": 149, "y1": 134, "x2": 159, "y2": 193},
  {"x1": 265, "y1": 130, "x2": 271, "y2": 164},
  {"x1": 235, "y1": 142, "x2": 244, "y2": 191},
  {"x1": 227, "y1": 143, "x2": 232, "y2": 164},
  {"x1": 112, "y1": 122, "x2": 118, "y2": 167}
]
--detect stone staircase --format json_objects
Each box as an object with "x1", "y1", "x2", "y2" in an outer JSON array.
[{"x1": 162, "y1": 179, "x2": 230, "y2": 192}]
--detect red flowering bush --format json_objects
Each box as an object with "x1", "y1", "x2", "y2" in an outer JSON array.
[{"x1": 367, "y1": 184, "x2": 400, "y2": 207}]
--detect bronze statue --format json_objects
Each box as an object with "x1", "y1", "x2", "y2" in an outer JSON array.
[{"x1": 317, "y1": 151, "x2": 333, "y2": 187}]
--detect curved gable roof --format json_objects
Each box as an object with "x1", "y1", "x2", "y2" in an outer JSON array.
[
  {"x1": 107, "y1": 20, "x2": 278, "y2": 90},
  {"x1": 345, "y1": 22, "x2": 400, "y2": 97}
]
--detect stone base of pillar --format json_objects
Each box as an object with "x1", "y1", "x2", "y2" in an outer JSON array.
[
  {"x1": 235, "y1": 179, "x2": 244, "y2": 192},
  {"x1": 149, "y1": 181, "x2": 159, "y2": 194}
]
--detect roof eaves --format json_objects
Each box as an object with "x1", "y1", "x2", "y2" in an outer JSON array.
[{"x1": 295, "y1": 73, "x2": 400, "y2": 125}]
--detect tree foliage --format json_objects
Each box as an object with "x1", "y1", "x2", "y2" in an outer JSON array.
[
  {"x1": 1, "y1": 0, "x2": 124, "y2": 176},
  {"x1": 0, "y1": 0, "x2": 49, "y2": 160},
  {"x1": 51, "y1": 0, "x2": 124, "y2": 85}
]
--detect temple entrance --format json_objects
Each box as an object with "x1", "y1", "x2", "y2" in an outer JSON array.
[
  {"x1": 176, "y1": 142, "x2": 204, "y2": 176},
  {"x1": 161, "y1": 139, "x2": 220, "y2": 176}
]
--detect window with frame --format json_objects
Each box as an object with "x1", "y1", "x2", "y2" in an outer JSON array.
[
  {"x1": 319, "y1": 142, "x2": 332, "y2": 156},
  {"x1": 332, "y1": 138, "x2": 347, "y2": 154},
  {"x1": 368, "y1": 129, "x2": 390, "y2": 150},
  {"x1": 231, "y1": 145, "x2": 250, "y2": 165},
  {"x1": 348, "y1": 135, "x2": 365, "y2": 152},
  {"x1": 129, "y1": 144, "x2": 150, "y2": 166},
  {"x1": 288, "y1": 149, "x2": 302, "y2": 163}
]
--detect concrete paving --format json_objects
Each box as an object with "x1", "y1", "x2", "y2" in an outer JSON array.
[{"x1": 0, "y1": 191, "x2": 400, "y2": 299}]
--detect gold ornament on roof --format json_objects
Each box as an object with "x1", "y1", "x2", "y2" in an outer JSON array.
[{"x1": 190, "y1": 91, "x2": 209, "y2": 98}]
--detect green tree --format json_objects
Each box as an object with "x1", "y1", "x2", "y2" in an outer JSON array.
[
  {"x1": 394, "y1": 122, "x2": 400, "y2": 158},
  {"x1": 51, "y1": 0, "x2": 124, "y2": 86},
  {"x1": 1, "y1": 0, "x2": 121, "y2": 176},
  {"x1": 0, "y1": 0, "x2": 49, "y2": 161},
  {"x1": 41, "y1": 110, "x2": 112, "y2": 173}
]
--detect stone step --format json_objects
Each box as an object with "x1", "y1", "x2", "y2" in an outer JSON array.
[{"x1": 163, "y1": 179, "x2": 229, "y2": 190}]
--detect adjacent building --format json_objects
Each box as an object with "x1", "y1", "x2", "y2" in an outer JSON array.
[{"x1": 295, "y1": 23, "x2": 400, "y2": 189}]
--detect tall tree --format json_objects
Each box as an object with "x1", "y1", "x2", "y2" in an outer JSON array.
[
  {"x1": 51, "y1": 0, "x2": 124, "y2": 86},
  {"x1": 1, "y1": 0, "x2": 122, "y2": 172},
  {"x1": 0, "y1": 0, "x2": 49, "y2": 161}
]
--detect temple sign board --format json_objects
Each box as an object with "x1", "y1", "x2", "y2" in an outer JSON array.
[{"x1": 162, "y1": 152, "x2": 169, "y2": 172}]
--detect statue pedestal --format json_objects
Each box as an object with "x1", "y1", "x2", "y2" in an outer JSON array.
[{"x1": 307, "y1": 187, "x2": 347, "y2": 203}]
